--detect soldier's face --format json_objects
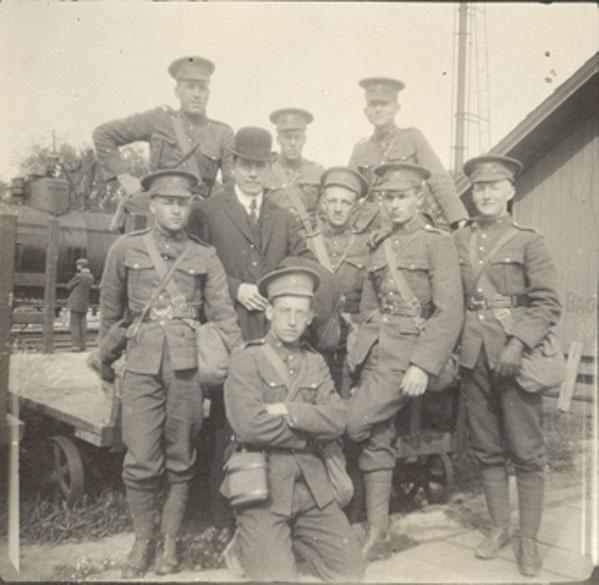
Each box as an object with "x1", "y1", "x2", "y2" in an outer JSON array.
[
  {"x1": 149, "y1": 196, "x2": 191, "y2": 232},
  {"x1": 277, "y1": 130, "x2": 307, "y2": 161},
  {"x1": 364, "y1": 98, "x2": 399, "y2": 128},
  {"x1": 321, "y1": 186, "x2": 357, "y2": 229},
  {"x1": 232, "y1": 157, "x2": 270, "y2": 196},
  {"x1": 175, "y1": 80, "x2": 210, "y2": 115},
  {"x1": 472, "y1": 179, "x2": 515, "y2": 218},
  {"x1": 266, "y1": 296, "x2": 313, "y2": 345},
  {"x1": 379, "y1": 187, "x2": 422, "y2": 225}
]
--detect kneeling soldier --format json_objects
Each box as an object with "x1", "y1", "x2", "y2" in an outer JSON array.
[
  {"x1": 99, "y1": 169, "x2": 241, "y2": 577},
  {"x1": 455, "y1": 156, "x2": 561, "y2": 576},
  {"x1": 346, "y1": 163, "x2": 463, "y2": 561},
  {"x1": 223, "y1": 266, "x2": 365, "y2": 582}
]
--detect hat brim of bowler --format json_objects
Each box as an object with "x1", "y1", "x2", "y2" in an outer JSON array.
[
  {"x1": 258, "y1": 266, "x2": 321, "y2": 299},
  {"x1": 228, "y1": 146, "x2": 272, "y2": 163}
]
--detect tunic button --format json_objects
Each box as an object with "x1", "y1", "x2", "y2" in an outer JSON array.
[
  {"x1": 270, "y1": 382, "x2": 275, "y2": 387},
  {"x1": 410, "y1": 264, "x2": 415, "y2": 269},
  {"x1": 289, "y1": 369, "x2": 295, "y2": 375},
  {"x1": 478, "y1": 260, "x2": 484, "y2": 264},
  {"x1": 134, "y1": 264, "x2": 139, "y2": 268},
  {"x1": 159, "y1": 320, "x2": 165, "y2": 326},
  {"x1": 477, "y1": 288, "x2": 483, "y2": 293},
  {"x1": 250, "y1": 244, "x2": 255, "y2": 249},
  {"x1": 481, "y1": 234, "x2": 487, "y2": 239},
  {"x1": 478, "y1": 315, "x2": 484, "y2": 320},
  {"x1": 478, "y1": 246, "x2": 484, "y2": 252},
  {"x1": 505, "y1": 258, "x2": 510, "y2": 261},
  {"x1": 251, "y1": 261, "x2": 258, "y2": 267}
]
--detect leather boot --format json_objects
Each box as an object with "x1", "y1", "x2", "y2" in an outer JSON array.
[
  {"x1": 475, "y1": 466, "x2": 511, "y2": 559},
  {"x1": 361, "y1": 470, "x2": 393, "y2": 562},
  {"x1": 121, "y1": 488, "x2": 157, "y2": 578},
  {"x1": 155, "y1": 482, "x2": 189, "y2": 575},
  {"x1": 517, "y1": 470, "x2": 544, "y2": 576}
]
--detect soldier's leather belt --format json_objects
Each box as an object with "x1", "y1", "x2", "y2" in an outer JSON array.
[
  {"x1": 145, "y1": 306, "x2": 198, "y2": 321},
  {"x1": 467, "y1": 294, "x2": 527, "y2": 311},
  {"x1": 380, "y1": 305, "x2": 434, "y2": 319}
]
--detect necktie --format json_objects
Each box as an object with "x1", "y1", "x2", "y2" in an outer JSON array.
[{"x1": 249, "y1": 198, "x2": 259, "y2": 229}]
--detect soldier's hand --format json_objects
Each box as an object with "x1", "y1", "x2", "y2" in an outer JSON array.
[
  {"x1": 117, "y1": 173, "x2": 142, "y2": 196},
  {"x1": 496, "y1": 337, "x2": 525, "y2": 377},
  {"x1": 237, "y1": 284, "x2": 268, "y2": 312},
  {"x1": 400, "y1": 365, "x2": 429, "y2": 396}
]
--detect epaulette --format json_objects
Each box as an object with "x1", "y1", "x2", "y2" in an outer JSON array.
[
  {"x1": 160, "y1": 104, "x2": 174, "y2": 113},
  {"x1": 511, "y1": 221, "x2": 540, "y2": 234},
  {"x1": 422, "y1": 223, "x2": 445, "y2": 235},
  {"x1": 188, "y1": 233, "x2": 210, "y2": 247},
  {"x1": 208, "y1": 118, "x2": 233, "y2": 130},
  {"x1": 244, "y1": 338, "x2": 266, "y2": 348},
  {"x1": 123, "y1": 227, "x2": 151, "y2": 238}
]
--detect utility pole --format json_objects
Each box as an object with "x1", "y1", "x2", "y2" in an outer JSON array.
[{"x1": 454, "y1": 2, "x2": 468, "y2": 172}]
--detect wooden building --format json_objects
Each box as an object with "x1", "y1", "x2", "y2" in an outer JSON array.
[{"x1": 458, "y1": 52, "x2": 598, "y2": 367}]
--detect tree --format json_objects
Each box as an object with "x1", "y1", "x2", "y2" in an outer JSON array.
[{"x1": 16, "y1": 138, "x2": 150, "y2": 213}]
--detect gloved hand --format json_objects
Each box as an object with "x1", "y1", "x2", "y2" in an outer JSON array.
[
  {"x1": 496, "y1": 337, "x2": 525, "y2": 378},
  {"x1": 86, "y1": 351, "x2": 115, "y2": 383}
]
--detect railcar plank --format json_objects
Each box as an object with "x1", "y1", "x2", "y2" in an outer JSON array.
[{"x1": 7, "y1": 352, "x2": 117, "y2": 447}]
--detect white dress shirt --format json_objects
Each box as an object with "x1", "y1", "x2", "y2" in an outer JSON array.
[{"x1": 235, "y1": 185, "x2": 263, "y2": 217}]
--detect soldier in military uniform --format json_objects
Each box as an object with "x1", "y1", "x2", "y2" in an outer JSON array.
[
  {"x1": 99, "y1": 169, "x2": 242, "y2": 577},
  {"x1": 305, "y1": 166, "x2": 370, "y2": 397},
  {"x1": 454, "y1": 156, "x2": 562, "y2": 577},
  {"x1": 348, "y1": 77, "x2": 468, "y2": 231},
  {"x1": 266, "y1": 108, "x2": 325, "y2": 236},
  {"x1": 346, "y1": 163, "x2": 463, "y2": 561},
  {"x1": 223, "y1": 266, "x2": 365, "y2": 582},
  {"x1": 93, "y1": 56, "x2": 234, "y2": 230}
]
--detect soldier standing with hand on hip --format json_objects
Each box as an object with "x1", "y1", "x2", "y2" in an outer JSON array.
[
  {"x1": 346, "y1": 162, "x2": 463, "y2": 562},
  {"x1": 93, "y1": 56, "x2": 234, "y2": 231},
  {"x1": 99, "y1": 169, "x2": 241, "y2": 578},
  {"x1": 454, "y1": 156, "x2": 561, "y2": 577}
]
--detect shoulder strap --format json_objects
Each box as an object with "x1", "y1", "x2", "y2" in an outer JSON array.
[
  {"x1": 333, "y1": 234, "x2": 356, "y2": 273},
  {"x1": 468, "y1": 226, "x2": 520, "y2": 289},
  {"x1": 382, "y1": 236, "x2": 424, "y2": 329},
  {"x1": 171, "y1": 113, "x2": 203, "y2": 181},
  {"x1": 310, "y1": 233, "x2": 334, "y2": 272},
  {"x1": 285, "y1": 183, "x2": 315, "y2": 234}
]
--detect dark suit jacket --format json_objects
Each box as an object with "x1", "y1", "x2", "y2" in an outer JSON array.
[
  {"x1": 66, "y1": 270, "x2": 94, "y2": 313},
  {"x1": 187, "y1": 187, "x2": 313, "y2": 341}
]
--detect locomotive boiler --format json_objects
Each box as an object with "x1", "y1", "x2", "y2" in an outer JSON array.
[{"x1": 8, "y1": 175, "x2": 118, "y2": 306}]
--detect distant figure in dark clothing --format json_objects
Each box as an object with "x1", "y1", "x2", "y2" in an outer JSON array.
[{"x1": 66, "y1": 258, "x2": 94, "y2": 351}]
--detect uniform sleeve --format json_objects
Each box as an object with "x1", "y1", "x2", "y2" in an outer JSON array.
[
  {"x1": 348, "y1": 141, "x2": 363, "y2": 170},
  {"x1": 358, "y1": 269, "x2": 379, "y2": 322},
  {"x1": 203, "y1": 248, "x2": 243, "y2": 349},
  {"x1": 219, "y1": 125, "x2": 235, "y2": 188},
  {"x1": 99, "y1": 239, "x2": 128, "y2": 340},
  {"x1": 409, "y1": 234, "x2": 464, "y2": 375},
  {"x1": 286, "y1": 212, "x2": 315, "y2": 260},
  {"x1": 93, "y1": 108, "x2": 163, "y2": 181},
  {"x1": 65, "y1": 274, "x2": 79, "y2": 290},
  {"x1": 509, "y1": 233, "x2": 561, "y2": 348},
  {"x1": 284, "y1": 356, "x2": 348, "y2": 440},
  {"x1": 224, "y1": 350, "x2": 308, "y2": 449},
  {"x1": 410, "y1": 129, "x2": 468, "y2": 226}
]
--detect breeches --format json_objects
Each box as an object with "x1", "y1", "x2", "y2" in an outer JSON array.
[
  {"x1": 69, "y1": 311, "x2": 87, "y2": 350},
  {"x1": 462, "y1": 348, "x2": 545, "y2": 472},
  {"x1": 347, "y1": 344, "x2": 409, "y2": 472},
  {"x1": 121, "y1": 345, "x2": 204, "y2": 489},
  {"x1": 234, "y1": 480, "x2": 364, "y2": 582}
]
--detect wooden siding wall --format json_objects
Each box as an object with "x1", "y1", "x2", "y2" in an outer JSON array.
[{"x1": 513, "y1": 113, "x2": 597, "y2": 358}]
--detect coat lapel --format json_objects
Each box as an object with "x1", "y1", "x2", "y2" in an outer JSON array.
[
  {"x1": 222, "y1": 189, "x2": 259, "y2": 247},
  {"x1": 260, "y1": 196, "x2": 277, "y2": 251}
]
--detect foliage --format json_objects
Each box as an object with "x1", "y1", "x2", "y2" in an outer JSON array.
[{"x1": 15, "y1": 137, "x2": 149, "y2": 213}]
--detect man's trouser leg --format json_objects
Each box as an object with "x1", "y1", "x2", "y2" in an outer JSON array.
[
  {"x1": 69, "y1": 311, "x2": 82, "y2": 351},
  {"x1": 347, "y1": 347, "x2": 407, "y2": 561},
  {"x1": 79, "y1": 311, "x2": 87, "y2": 351},
  {"x1": 292, "y1": 482, "x2": 365, "y2": 582},
  {"x1": 158, "y1": 350, "x2": 204, "y2": 574}
]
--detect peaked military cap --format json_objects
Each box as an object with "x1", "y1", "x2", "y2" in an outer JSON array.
[
  {"x1": 321, "y1": 166, "x2": 368, "y2": 198},
  {"x1": 372, "y1": 162, "x2": 430, "y2": 191},
  {"x1": 258, "y1": 266, "x2": 321, "y2": 300},
  {"x1": 168, "y1": 56, "x2": 215, "y2": 81},
  {"x1": 140, "y1": 169, "x2": 199, "y2": 198},
  {"x1": 229, "y1": 126, "x2": 273, "y2": 162},
  {"x1": 463, "y1": 155, "x2": 523, "y2": 183},
  {"x1": 359, "y1": 77, "x2": 405, "y2": 100},
  {"x1": 269, "y1": 108, "x2": 314, "y2": 131}
]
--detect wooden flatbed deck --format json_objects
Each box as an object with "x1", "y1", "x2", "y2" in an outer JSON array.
[{"x1": 8, "y1": 352, "x2": 119, "y2": 447}]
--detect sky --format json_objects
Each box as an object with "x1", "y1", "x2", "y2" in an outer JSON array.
[{"x1": 0, "y1": 2, "x2": 596, "y2": 182}]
